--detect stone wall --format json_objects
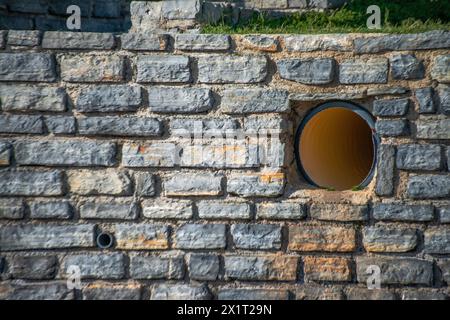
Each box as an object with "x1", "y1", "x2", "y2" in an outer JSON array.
[{"x1": 0, "y1": 28, "x2": 449, "y2": 300}]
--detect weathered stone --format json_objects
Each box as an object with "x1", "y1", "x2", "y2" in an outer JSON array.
[
  {"x1": 257, "y1": 202, "x2": 306, "y2": 220},
  {"x1": 121, "y1": 33, "x2": 168, "y2": 51},
  {"x1": 151, "y1": 283, "x2": 212, "y2": 300},
  {"x1": 221, "y1": 88, "x2": 289, "y2": 114},
  {"x1": 375, "y1": 119, "x2": 409, "y2": 137},
  {"x1": 390, "y1": 54, "x2": 424, "y2": 80},
  {"x1": 367, "y1": 86, "x2": 409, "y2": 96},
  {"x1": 437, "y1": 84, "x2": 450, "y2": 115},
  {"x1": 284, "y1": 34, "x2": 352, "y2": 51},
  {"x1": 353, "y1": 31, "x2": 450, "y2": 53},
  {"x1": 148, "y1": 87, "x2": 213, "y2": 113},
  {"x1": 243, "y1": 115, "x2": 289, "y2": 132},
  {"x1": 375, "y1": 144, "x2": 396, "y2": 196},
  {"x1": 164, "y1": 173, "x2": 223, "y2": 196},
  {"x1": 0, "y1": 30, "x2": 5, "y2": 48},
  {"x1": 277, "y1": 58, "x2": 335, "y2": 84},
  {"x1": 42, "y1": 31, "x2": 115, "y2": 49},
  {"x1": 60, "y1": 55, "x2": 124, "y2": 82},
  {"x1": 29, "y1": 201, "x2": 72, "y2": 219},
  {"x1": 61, "y1": 253, "x2": 126, "y2": 279},
  {"x1": 7, "y1": 30, "x2": 41, "y2": 46},
  {"x1": 373, "y1": 98, "x2": 409, "y2": 117},
  {"x1": 197, "y1": 201, "x2": 251, "y2": 220},
  {"x1": 290, "y1": 90, "x2": 366, "y2": 101},
  {"x1": 295, "y1": 285, "x2": 344, "y2": 300},
  {"x1": 401, "y1": 289, "x2": 447, "y2": 300},
  {"x1": 171, "y1": 118, "x2": 239, "y2": 136},
  {"x1": 289, "y1": 225, "x2": 356, "y2": 252},
  {"x1": 310, "y1": 203, "x2": 368, "y2": 222},
  {"x1": 231, "y1": 224, "x2": 281, "y2": 250},
  {"x1": 0, "y1": 282, "x2": 74, "y2": 300},
  {"x1": 0, "y1": 115, "x2": 43, "y2": 134},
  {"x1": 373, "y1": 203, "x2": 434, "y2": 222},
  {"x1": 356, "y1": 256, "x2": 433, "y2": 285},
  {"x1": 68, "y1": 170, "x2": 130, "y2": 195},
  {"x1": 134, "y1": 172, "x2": 156, "y2": 197},
  {"x1": 439, "y1": 206, "x2": 450, "y2": 223},
  {"x1": 437, "y1": 259, "x2": 450, "y2": 284},
  {"x1": 45, "y1": 116, "x2": 76, "y2": 134},
  {"x1": 415, "y1": 87, "x2": 436, "y2": 114},
  {"x1": 241, "y1": 35, "x2": 279, "y2": 52},
  {"x1": 431, "y1": 55, "x2": 450, "y2": 83},
  {"x1": 114, "y1": 223, "x2": 169, "y2": 250},
  {"x1": 407, "y1": 175, "x2": 450, "y2": 199},
  {"x1": 8, "y1": 255, "x2": 57, "y2": 280},
  {"x1": 15, "y1": 141, "x2": 116, "y2": 167},
  {"x1": 339, "y1": 58, "x2": 388, "y2": 84},
  {"x1": 122, "y1": 142, "x2": 177, "y2": 167},
  {"x1": 137, "y1": 55, "x2": 191, "y2": 83},
  {"x1": 0, "y1": 224, "x2": 94, "y2": 250},
  {"x1": 0, "y1": 142, "x2": 11, "y2": 166},
  {"x1": 224, "y1": 255, "x2": 298, "y2": 281},
  {"x1": 303, "y1": 256, "x2": 352, "y2": 282},
  {"x1": 416, "y1": 118, "x2": 450, "y2": 139},
  {"x1": 142, "y1": 199, "x2": 193, "y2": 219},
  {"x1": 0, "y1": 198, "x2": 24, "y2": 220},
  {"x1": 198, "y1": 55, "x2": 267, "y2": 83},
  {"x1": 363, "y1": 226, "x2": 418, "y2": 252},
  {"x1": 0, "y1": 171, "x2": 64, "y2": 196},
  {"x1": 218, "y1": 288, "x2": 289, "y2": 300},
  {"x1": 189, "y1": 254, "x2": 219, "y2": 281},
  {"x1": 130, "y1": 254, "x2": 184, "y2": 279},
  {"x1": 396, "y1": 144, "x2": 442, "y2": 170},
  {"x1": 227, "y1": 172, "x2": 285, "y2": 197},
  {"x1": 0, "y1": 53, "x2": 56, "y2": 82},
  {"x1": 83, "y1": 282, "x2": 142, "y2": 300},
  {"x1": 174, "y1": 224, "x2": 226, "y2": 249},
  {"x1": 345, "y1": 287, "x2": 396, "y2": 300},
  {"x1": 0, "y1": 85, "x2": 66, "y2": 112},
  {"x1": 424, "y1": 227, "x2": 450, "y2": 254},
  {"x1": 78, "y1": 116, "x2": 161, "y2": 137},
  {"x1": 80, "y1": 201, "x2": 138, "y2": 220},
  {"x1": 175, "y1": 34, "x2": 230, "y2": 51},
  {"x1": 76, "y1": 85, "x2": 141, "y2": 113}
]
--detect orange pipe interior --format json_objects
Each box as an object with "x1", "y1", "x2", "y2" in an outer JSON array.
[{"x1": 299, "y1": 107, "x2": 374, "y2": 191}]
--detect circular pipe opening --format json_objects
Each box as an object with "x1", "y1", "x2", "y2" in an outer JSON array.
[
  {"x1": 96, "y1": 232, "x2": 114, "y2": 249},
  {"x1": 295, "y1": 101, "x2": 378, "y2": 191}
]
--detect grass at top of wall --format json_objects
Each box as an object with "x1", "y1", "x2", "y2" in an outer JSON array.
[{"x1": 202, "y1": 0, "x2": 450, "y2": 34}]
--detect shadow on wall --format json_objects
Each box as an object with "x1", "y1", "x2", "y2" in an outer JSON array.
[{"x1": 0, "y1": 0, "x2": 132, "y2": 32}]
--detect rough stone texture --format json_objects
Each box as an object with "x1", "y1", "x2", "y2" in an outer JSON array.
[
  {"x1": 241, "y1": 35, "x2": 279, "y2": 52},
  {"x1": 0, "y1": 142, "x2": 11, "y2": 166},
  {"x1": 197, "y1": 201, "x2": 251, "y2": 220},
  {"x1": 0, "y1": 199, "x2": 25, "y2": 220},
  {"x1": 375, "y1": 119, "x2": 409, "y2": 137},
  {"x1": 0, "y1": 282, "x2": 74, "y2": 300},
  {"x1": 170, "y1": 118, "x2": 239, "y2": 135},
  {"x1": 415, "y1": 87, "x2": 436, "y2": 114},
  {"x1": 29, "y1": 201, "x2": 72, "y2": 219},
  {"x1": 8, "y1": 256, "x2": 57, "y2": 280},
  {"x1": 198, "y1": 55, "x2": 267, "y2": 83},
  {"x1": 114, "y1": 224, "x2": 169, "y2": 250},
  {"x1": 295, "y1": 285, "x2": 344, "y2": 300},
  {"x1": 257, "y1": 202, "x2": 306, "y2": 220},
  {"x1": 121, "y1": 34, "x2": 168, "y2": 51},
  {"x1": 277, "y1": 58, "x2": 335, "y2": 84},
  {"x1": 373, "y1": 203, "x2": 434, "y2": 222},
  {"x1": 148, "y1": 87, "x2": 213, "y2": 113},
  {"x1": 80, "y1": 201, "x2": 138, "y2": 220},
  {"x1": 401, "y1": 289, "x2": 447, "y2": 300},
  {"x1": 134, "y1": 173, "x2": 156, "y2": 197},
  {"x1": 218, "y1": 288, "x2": 289, "y2": 300},
  {"x1": 363, "y1": 226, "x2": 418, "y2": 252},
  {"x1": 122, "y1": 142, "x2": 177, "y2": 167},
  {"x1": 310, "y1": 203, "x2": 368, "y2": 222},
  {"x1": 373, "y1": 98, "x2": 409, "y2": 117},
  {"x1": 228, "y1": 172, "x2": 285, "y2": 197},
  {"x1": 289, "y1": 225, "x2": 356, "y2": 252},
  {"x1": 284, "y1": 34, "x2": 352, "y2": 52},
  {"x1": 0, "y1": 85, "x2": 66, "y2": 112},
  {"x1": 7, "y1": 30, "x2": 41, "y2": 47},
  {"x1": 221, "y1": 88, "x2": 289, "y2": 114},
  {"x1": 0, "y1": 171, "x2": 64, "y2": 196},
  {"x1": 189, "y1": 254, "x2": 219, "y2": 281},
  {"x1": 224, "y1": 255, "x2": 298, "y2": 281},
  {"x1": 141, "y1": 200, "x2": 191, "y2": 221},
  {"x1": 175, "y1": 34, "x2": 230, "y2": 51},
  {"x1": 407, "y1": 175, "x2": 450, "y2": 199},
  {"x1": 431, "y1": 55, "x2": 450, "y2": 83},
  {"x1": 42, "y1": 31, "x2": 115, "y2": 49},
  {"x1": 150, "y1": 283, "x2": 211, "y2": 300},
  {"x1": 416, "y1": 119, "x2": 450, "y2": 139},
  {"x1": 130, "y1": 254, "x2": 184, "y2": 280},
  {"x1": 137, "y1": 55, "x2": 191, "y2": 83},
  {"x1": 15, "y1": 141, "x2": 116, "y2": 167},
  {"x1": 68, "y1": 170, "x2": 131, "y2": 195},
  {"x1": 424, "y1": 227, "x2": 450, "y2": 254},
  {"x1": 231, "y1": 224, "x2": 282, "y2": 250},
  {"x1": 0, "y1": 115, "x2": 43, "y2": 134},
  {"x1": 0, "y1": 53, "x2": 56, "y2": 82},
  {"x1": 339, "y1": 58, "x2": 388, "y2": 84},
  {"x1": 375, "y1": 144, "x2": 396, "y2": 196},
  {"x1": 396, "y1": 144, "x2": 442, "y2": 171},
  {"x1": 356, "y1": 257, "x2": 433, "y2": 285},
  {"x1": 78, "y1": 116, "x2": 161, "y2": 137},
  {"x1": 439, "y1": 207, "x2": 450, "y2": 224},
  {"x1": 345, "y1": 287, "x2": 396, "y2": 300},
  {"x1": 390, "y1": 54, "x2": 424, "y2": 80},
  {"x1": 0, "y1": 224, "x2": 94, "y2": 250},
  {"x1": 437, "y1": 259, "x2": 450, "y2": 284},
  {"x1": 438, "y1": 84, "x2": 450, "y2": 115},
  {"x1": 82, "y1": 283, "x2": 142, "y2": 300},
  {"x1": 60, "y1": 55, "x2": 124, "y2": 83},
  {"x1": 45, "y1": 116, "x2": 76, "y2": 135},
  {"x1": 164, "y1": 173, "x2": 223, "y2": 197},
  {"x1": 174, "y1": 224, "x2": 226, "y2": 249},
  {"x1": 303, "y1": 256, "x2": 352, "y2": 282},
  {"x1": 76, "y1": 85, "x2": 141, "y2": 113},
  {"x1": 61, "y1": 253, "x2": 126, "y2": 279}
]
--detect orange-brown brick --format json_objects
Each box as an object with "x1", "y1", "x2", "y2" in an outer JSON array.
[
  {"x1": 288, "y1": 225, "x2": 356, "y2": 252},
  {"x1": 303, "y1": 256, "x2": 352, "y2": 282}
]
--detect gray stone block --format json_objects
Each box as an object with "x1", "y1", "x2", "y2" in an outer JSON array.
[
  {"x1": 375, "y1": 144, "x2": 396, "y2": 196},
  {"x1": 76, "y1": 85, "x2": 141, "y2": 112},
  {"x1": 174, "y1": 224, "x2": 226, "y2": 249},
  {"x1": 130, "y1": 254, "x2": 184, "y2": 280},
  {"x1": 122, "y1": 142, "x2": 177, "y2": 167},
  {"x1": 175, "y1": 34, "x2": 231, "y2": 51},
  {"x1": 396, "y1": 144, "x2": 442, "y2": 171},
  {"x1": 373, "y1": 203, "x2": 434, "y2": 222},
  {"x1": 8, "y1": 255, "x2": 57, "y2": 280},
  {"x1": 164, "y1": 173, "x2": 223, "y2": 196},
  {"x1": 231, "y1": 224, "x2": 282, "y2": 250},
  {"x1": 415, "y1": 87, "x2": 435, "y2": 114},
  {"x1": 42, "y1": 31, "x2": 115, "y2": 49},
  {"x1": 0, "y1": 282, "x2": 74, "y2": 300},
  {"x1": 0, "y1": 115, "x2": 43, "y2": 134},
  {"x1": 0, "y1": 171, "x2": 64, "y2": 196},
  {"x1": 61, "y1": 253, "x2": 126, "y2": 279},
  {"x1": 137, "y1": 55, "x2": 191, "y2": 83},
  {"x1": 0, "y1": 53, "x2": 56, "y2": 82},
  {"x1": 257, "y1": 202, "x2": 306, "y2": 220},
  {"x1": 148, "y1": 87, "x2": 213, "y2": 113},
  {"x1": 78, "y1": 116, "x2": 161, "y2": 137},
  {"x1": 284, "y1": 34, "x2": 351, "y2": 52},
  {"x1": 45, "y1": 116, "x2": 76, "y2": 135},
  {"x1": 431, "y1": 55, "x2": 450, "y2": 83},
  {"x1": 29, "y1": 201, "x2": 72, "y2": 219},
  {"x1": 416, "y1": 119, "x2": 450, "y2": 139},
  {"x1": 373, "y1": 98, "x2": 409, "y2": 117},
  {"x1": 60, "y1": 55, "x2": 125, "y2": 83},
  {"x1": 424, "y1": 227, "x2": 450, "y2": 254},
  {"x1": 277, "y1": 58, "x2": 335, "y2": 84},
  {"x1": 390, "y1": 54, "x2": 424, "y2": 80},
  {"x1": 0, "y1": 198, "x2": 25, "y2": 219},
  {"x1": 407, "y1": 175, "x2": 450, "y2": 199},
  {"x1": 142, "y1": 199, "x2": 193, "y2": 219},
  {"x1": 339, "y1": 58, "x2": 388, "y2": 84},
  {"x1": 80, "y1": 201, "x2": 139, "y2": 220},
  {"x1": 363, "y1": 226, "x2": 418, "y2": 252},
  {"x1": 121, "y1": 33, "x2": 168, "y2": 51},
  {"x1": 150, "y1": 283, "x2": 211, "y2": 300},
  {"x1": 197, "y1": 201, "x2": 252, "y2": 220},
  {"x1": 221, "y1": 88, "x2": 289, "y2": 114},
  {"x1": 68, "y1": 170, "x2": 131, "y2": 195},
  {"x1": 7, "y1": 30, "x2": 41, "y2": 47},
  {"x1": 375, "y1": 119, "x2": 409, "y2": 137},
  {"x1": 189, "y1": 254, "x2": 219, "y2": 281}
]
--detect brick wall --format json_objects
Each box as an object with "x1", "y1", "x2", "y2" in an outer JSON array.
[{"x1": 0, "y1": 28, "x2": 449, "y2": 300}]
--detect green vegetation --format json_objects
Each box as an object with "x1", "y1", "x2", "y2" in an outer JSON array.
[{"x1": 202, "y1": 0, "x2": 450, "y2": 34}]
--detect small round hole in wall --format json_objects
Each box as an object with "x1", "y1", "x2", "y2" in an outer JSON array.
[
  {"x1": 295, "y1": 101, "x2": 378, "y2": 191},
  {"x1": 96, "y1": 232, "x2": 114, "y2": 249}
]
